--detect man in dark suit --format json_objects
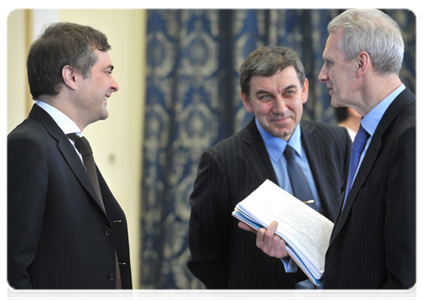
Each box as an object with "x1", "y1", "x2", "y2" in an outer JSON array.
[
  {"x1": 187, "y1": 46, "x2": 351, "y2": 289},
  {"x1": 245, "y1": 9, "x2": 415, "y2": 289},
  {"x1": 8, "y1": 22, "x2": 132, "y2": 289}
]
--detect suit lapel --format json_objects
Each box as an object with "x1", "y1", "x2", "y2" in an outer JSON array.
[
  {"x1": 329, "y1": 88, "x2": 415, "y2": 244},
  {"x1": 300, "y1": 125, "x2": 328, "y2": 211},
  {"x1": 29, "y1": 105, "x2": 108, "y2": 215},
  {"x1": 241, "y1": 119, "x2": 278, "y2": 185},
  {"x1": 301, "y1": 123, "x2": 342, "y2": 221}
]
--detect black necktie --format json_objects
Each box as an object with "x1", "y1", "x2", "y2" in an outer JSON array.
[
  {"x1": 67, "y1": 133, "x2": 122, "y2": 289},
  {"x1": 284, "y1": 145, "x2": 318, "y2": 211},
  {"x1": 67, "y1": 134, "x2": 105, "y2": 210}
]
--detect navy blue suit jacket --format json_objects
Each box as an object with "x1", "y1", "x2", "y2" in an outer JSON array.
[
  {"x1": 324, "y1": 88, "x2": 416, "y2": 289},
  {"x1": 188, "y1": 118, "x2": 351, "y2": 288}
]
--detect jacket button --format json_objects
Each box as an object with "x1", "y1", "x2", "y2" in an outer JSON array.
[
  {"x1": 108, "y1": 273, "x2": 116, "y2": 281},
  {"x1": 104, "y1": 229, "x2": 113, "y2": 236}
]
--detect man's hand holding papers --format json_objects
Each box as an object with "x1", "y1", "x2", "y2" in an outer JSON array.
[
  {"x1": 238, "y1": 221, "x2": 289, "y2": 259},
  {"x1": 232, "y1": 179, "x2": 334, "y2": 286}
]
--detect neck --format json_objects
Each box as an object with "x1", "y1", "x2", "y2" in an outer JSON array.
[
  {"x1": 39, "y1": 94, "x2": 86, "y2": 131},
  {"x1": 359, "y1": 73, "x2": 402, "y2": 116}
]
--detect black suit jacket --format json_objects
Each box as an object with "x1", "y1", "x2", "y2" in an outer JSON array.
[
  {"x1": 324, "y1": 88, "x2": 416, "y2": 289},
  {"x1": 8, "y1": 105, "x2": 132, "y2": 289},
  {"x1": 188, "y1": 119, "x2": 351, "y2": 288}
]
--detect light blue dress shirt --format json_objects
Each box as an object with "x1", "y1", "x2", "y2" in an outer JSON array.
[
  {"x1": 352, "y1": 84, "x2": 405, "y2": 184},
  {"x1": 255, "y1": 119, "x2": 322, "y2": 273},
  {"x1": 255, "y1": 119, "x2": 321, "y2": 211}
]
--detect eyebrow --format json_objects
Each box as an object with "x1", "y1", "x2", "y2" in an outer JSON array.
[
  {"x1": 255, "y1": 85, "x2": 297, "y2": 95},
  {"x1": 283, "y1": 85, "x2": 298, "y2": 91},
  {"x1": 256, "y1": 89, "x2": 271, "y2": 96}
]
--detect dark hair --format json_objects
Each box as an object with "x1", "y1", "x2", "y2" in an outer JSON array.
[
  {"x1": 27, "y1": 22, "x2": 111, "y2": 99},
  {"x1": 334, "y1": 107, "x2": 349, "y2": 123},
  {"x1": 239, "y1": 46, "x2": 306, "y2": 98}
]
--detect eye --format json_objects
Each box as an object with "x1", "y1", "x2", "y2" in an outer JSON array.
[{"x1": 259, "y1": 95, "x2": 274, "y2": 102}]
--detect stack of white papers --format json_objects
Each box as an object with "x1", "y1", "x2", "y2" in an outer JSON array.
[{"x1": 232, "y1": 179, "x2": 334, "y2": 286}]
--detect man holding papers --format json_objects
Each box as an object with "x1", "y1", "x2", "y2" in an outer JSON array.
[
  {"x1": 242, "y1": 9, "x2": 416, "y2": 289},
  {"x1": 187, "y1": 45, "x2": 351, "y2": 289}
]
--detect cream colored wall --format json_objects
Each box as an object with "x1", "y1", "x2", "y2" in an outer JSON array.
[
  {"x1": 7, "y1": 9, "x2": 146, "y2": 289},
  {"x1": 7, "y1": 10, "x2": 30, "y2": 132}
]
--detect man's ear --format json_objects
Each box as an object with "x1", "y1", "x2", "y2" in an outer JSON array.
[
  {"x1": 240, "y1": 91, "x2": 254, "y2": 113},
  {"x1": 356, "y1": 51, "x2": 371, "y2": 78},
  {"x1": 62, "y1": 65, "x2": 78, "y2": 90},
  {"x1": 301, "y1": 78, "x2": 309, "y2": 104}
]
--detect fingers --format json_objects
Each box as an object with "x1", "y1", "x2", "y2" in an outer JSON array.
[
  {"x1": 256, "y1": 221, "x2": 287, "y2": 258},
  {"x1": 256, "y1": 221, "x2": 277, "y2": 248},
  {"x1": 257, "y1": 221, "x2": 277, "y2": 253},
  {"x1": 275, "y1": 238, "x2": 287, "y2": 258},
  {"x1": 238, "y1": 221, "x2": 257, "y2": 233}
]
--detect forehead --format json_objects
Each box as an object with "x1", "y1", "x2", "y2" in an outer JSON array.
[
  {"x1": 250, "y1": 66, "x2": 301, "y2": 91},
  {"x1": 323, "y1": 31, "x2": 344, "y2": 59},
  {"x1": 92, "y1": 49, "x2": 113, "y2": 68}
]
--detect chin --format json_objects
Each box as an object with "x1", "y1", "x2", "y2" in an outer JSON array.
[
  {"x1": 101, "y1": 108, "x2": 109, "y2": 120},
  {"x1": 330, "y1": 98, "x2": 341, "y2": 108}
]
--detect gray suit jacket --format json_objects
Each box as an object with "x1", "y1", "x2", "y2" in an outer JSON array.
[{"x1": 188, "y1": 118, "x2": 351, "y2": 288}]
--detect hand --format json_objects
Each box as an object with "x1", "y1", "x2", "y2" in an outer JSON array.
[
  {"x1": 257, "y1": 221, "x2": 288, "y2": 259},
  {"x1": 238, "y1": 221, "x2": 257, "y2": 233},
  {"x1": 238, "y1": 221, "x2": 288, "y2": 259}
]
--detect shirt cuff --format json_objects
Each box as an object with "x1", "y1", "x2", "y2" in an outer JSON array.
[{"x1": 281, "y1": 257, "x2": 298, "y2": 273}]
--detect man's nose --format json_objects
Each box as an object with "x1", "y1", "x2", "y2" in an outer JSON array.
[
  {"x1": 318, "y1": 67, "x2": 328, "y2": 83},
  {"x1": 273, "y1": 96, "x2": 288, "y2": 114},
  {"x1": 111, "y1": 76, "x2": 119, "y2": 92}
]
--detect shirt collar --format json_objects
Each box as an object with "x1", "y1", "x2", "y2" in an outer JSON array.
[
  {"x1": 361, "y1": 84, "x2": 405, "y2": 137},
  {"x1": 36, "y1": 100, "x2": 82, "y2": 136},
  {"x1": 255, "y1": 118, "x2": 302, "y2": 163}
]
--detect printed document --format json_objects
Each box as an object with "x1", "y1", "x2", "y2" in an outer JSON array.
[{"x1": 232, "y1": 179, "x2": 333, "y2": 285}]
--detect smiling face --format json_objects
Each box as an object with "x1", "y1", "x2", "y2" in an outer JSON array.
[
  {"x1": 318, "y1": 31, "x2": 358, "y2": 108},
  {"x1": 73, "y1": 49, "x2": 119, "y2": 128},
  {"x1": 241, "y1": 66, "x2": 308, "y2": 141}
]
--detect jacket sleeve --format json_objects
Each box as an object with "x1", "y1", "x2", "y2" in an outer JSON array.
[
  {"x1": 7, "y1": 135, "x2": 48, "y2": 289},
  {"x1": 187, "y1": 149, "x2": 232, "y2": 289}
]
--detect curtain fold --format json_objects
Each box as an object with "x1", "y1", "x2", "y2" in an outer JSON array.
[{"x1": 141, "y1": 9, "x2": 415, "y2": 289}]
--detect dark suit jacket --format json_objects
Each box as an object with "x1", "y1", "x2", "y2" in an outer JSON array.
[
  {"x1": 8, "y1": 104, "x2": 132, "y2": 289},
  {"x1": 324, "y1": 88, "x2": 416, "y2": 289},
  {"x1": 187, "y1": 118, "x2": 351, "y2": 288}
]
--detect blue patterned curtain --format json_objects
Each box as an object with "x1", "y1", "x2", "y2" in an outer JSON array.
[{"x1": 141, "y1": 9, "x2": 415, "y2": 289}]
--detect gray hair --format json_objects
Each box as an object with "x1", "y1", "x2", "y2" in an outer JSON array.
[{"x1": 328, "y1": 9, "x2": 404, "y2": 75}]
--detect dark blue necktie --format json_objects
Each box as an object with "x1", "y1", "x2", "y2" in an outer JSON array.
[
  {"x1": 284, "y1": 145, "x2": 318, "y2": 211},
  {"x1": 343, "y1": 125, "x2": 369, "y2": 209}
]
